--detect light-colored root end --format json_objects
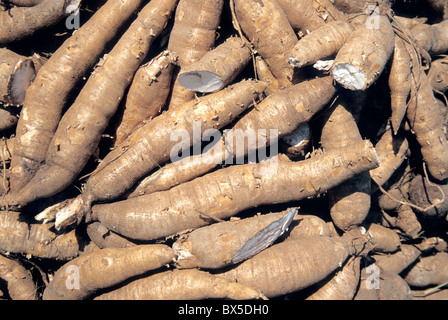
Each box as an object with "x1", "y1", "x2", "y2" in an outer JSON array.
[
  {"x1": 54, "y1": 195, "x2": 89, "y2": 231},
  {"x1": 178, "y1": 71, "x2": 224, "y2": 93},
  {"x1": 313, "y1": 60, "x2": 334, "y2": 72},
  {"x1": 9, "y1": 59, "x2": 36, "y2": 105},
  {"x1": 65, "y1": 0, "x2": 81, "y2": 14},
  {"x1": 288, "y1": 57, "x2": 303, "y2": 68},
  {"x1": 35, "y1": 200, "x2": 69, "y2": 224},
  {"x1": 332, "y1": 64, "x2": 366, "y2": 91}
]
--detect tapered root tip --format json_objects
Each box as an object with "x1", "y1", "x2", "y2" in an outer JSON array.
[
  {"x1": 178, "y1": 71, "x2": 224, "y2": 93},
  {"x1": 332, "y1": 64, "x2": 366, "y2": 91}
]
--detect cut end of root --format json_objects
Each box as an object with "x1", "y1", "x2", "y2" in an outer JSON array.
[
  {"x1": 332, "y1": 64, "x2": 366, "y2": 91},
  {"x1": 9, "y1": 59, "x2": 36, "y2": 105},
  {"x1": 178, "y1": 71, "x2": 224, "y2": 93},
  {"x1": 54, "y1": 195, "x2": 89, "y2": 231}
]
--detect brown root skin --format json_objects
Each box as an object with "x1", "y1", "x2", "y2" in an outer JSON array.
[
  {"x1": 389, "y1": 36, "x2": 412, "y2": 135},
  {"x1": 410, "y1": 20, "x2": 448, "y2": 56},
  {"x1": 428, "y1": 56, "x2": 448, "y2": 94},
  {"x1": 234, "y1": 0, "x2": 299, "y2": 87},
  {"x1": 0, "y1": 253, "x2": 38, "y2": 300},
  {"x1": 254, "y1": 56, "x2": 280, "y2": 96},
  {"x1": 126, "y1": 76, "x2": 335, "y2": 200},
  {"x1": 43, "y1": 244, "x2": 175, "y2": 300},
  {"x1": 370, "y1": 128, "x2": 409, "y2": 188},
  {"x1": 89, "y1": 140, "x2": 379, "y2": 241},
  {"x1": 173, "y1": 210, "x2": 328, "y2": 269},
  {"x1": 0, "y1": 107, "x2": 18, "y2": 131},
  {"x1": 114, "y1": 51, "x2": 177, "y2": 146},
  {"x1": 276, "y1": 0, "x2": 346, "y2": 33},
  {"x1": 94, "y1": 269, "x2": 263, "y2": 300},
  {"x1": 331, "y1": 15, "x2": 395, "y2": 91},
  {"x1": 0, "y1": 48, "x2": 36, "y2": 106},
  {"x1": 178, "y1": 37, "x2": 252, "y2": 93},
  {"x1": 50, "y1": 80, "x2": 266, "y2": 231},
  {"x1": 407, "y1": 68, "x2": 448, "y2": 181},
  {"x1": 355, "y1": 268, "x2": 413, "y2": 300},
  {"x1": 5, "y1": 0, "x2": 178, "y2": 210},
  {"x1": 167, "y1": 0, "x2": 224, "y2": 109},
  {"x1": 289, "y1": 20, "x2": 354, "y2": 68},
  {"x1": 408, "y1": 174, "x2": 448, "y2": 219},
  {"x1": 366, "y1": 223, "x2": 401, "y2": 253},
  {"x1": 0, "y1": 0, "x2": 79, "y2": 44},
  {"x1": 10, "y1": 0, "x2": 147, "y2": 193},
  {"x1": 217, "y1": 236, "x2": 354, "y2": 298},
  {"x1": 320, "y1": 96, "x2": 371, "y2": 232},
  {"x1": 404, "y1": 252, "x2": 448, "y2": 288},
  {"x1": 0, "y1": 211, "x2": 81, "y2": 260},
  {"x1": 373, "y1": 244, "x2": 422, "y2": 275},
  {"x1": 306, "y1": 256, "x2": 361, "y2": 300},
  {"x1": 1, "y1": 0, "x2": 43, "y2": 6}
]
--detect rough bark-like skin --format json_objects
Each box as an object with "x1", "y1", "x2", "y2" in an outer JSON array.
[
  {"x1": 0, "y1": 48, "x2": 36, "y2": 105},
  {"x1": 114, "y1": 51, "x2": 177, "y2": 146},
  {"x1": 234, "y1": 0, "x2": 299, "y2": 88},
  {"x1": 373, "y1": 244, "x2": 422, "y2": 275},
  {"x1": 0, "y1": 211, "x2": 80, "y2": 260},
  {"x1": 321, "y1": 97, "x2": 371, "y2": 232},
  {"x1": 52, "y1": 80, "x2": 266, "y2": 231},
  {"x1": 408, "y1": 174, "x2": 448, "y2": 219},
  {"x1": 85, "y1": 80, "x2": 265, "y2": 203},
  {"x1": 0, "y1": 253, "x2": 37, "y2": 300},
  {"x1": 0, "y1": 0, "x2": 75, "y2": 43},
  {"x1": 369, "y1": 128, "x2": 409, "y2": 187},
  {"x1": 167, "y1": 0, "x2": 224, "y2": 109},
  {"x1": 90, "y1": 140, "x2": 379, "y2": 241},
  {"x1": 43, "y1": 244, "x2": 175, "y2": 300},
  {"x1": 289, "y1": 20, "x2": 354, "y2": 68},
  {"x1": 410, "y1": 20, "x2": 448, "y2": 56},
  {"x1": 217, "y1": 236, "x2": 353, "y2": 298},
  {"x1": 276, "y1": 0, "x2": 345, "y2": 33},
  {"x1": 428, "y1": 56, "x2": 448, "y2": 93},
  {"x1": 127, "y1": 76, "x2": 336, "y2": 198},
  {"x1": 389, "y1": 36, "x2": 412, "y2": 135},
  {"x1": 306, "y1": 256, "x2": 361, "y2": 300},
  {"x1": 332, "y1": 15, "x2": 395, "y2": 91},
  {"x1": 94, "y1": 269, "x2": 262, "y2": 300},
  {"x1": 178, "y1": 36, "x2": 252, "y2": 93},
  {"x1": 404, "y1": 252, "x2": 448, "y2": 288},
  {"x1": 10, "y1": 0, "x2": 146, "y2": 193},
  {"x1": 407, "y1": 69, "x2": 448, "y2": 181},
  {"x1": 173, "y1": 211, "x2": 328, "y2": 269},
  {"x1": 5, "y1": 0, "x2": 178, "y2": 209}
]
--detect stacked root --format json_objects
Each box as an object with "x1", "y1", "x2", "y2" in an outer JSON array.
[{"x1": 0, "y1": 0, "x2": 447, "y2": 300}]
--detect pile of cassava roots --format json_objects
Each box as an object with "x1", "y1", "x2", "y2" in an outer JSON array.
[{"x1": 0, "y1": 0, "x2": 447, "y2": 300}]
